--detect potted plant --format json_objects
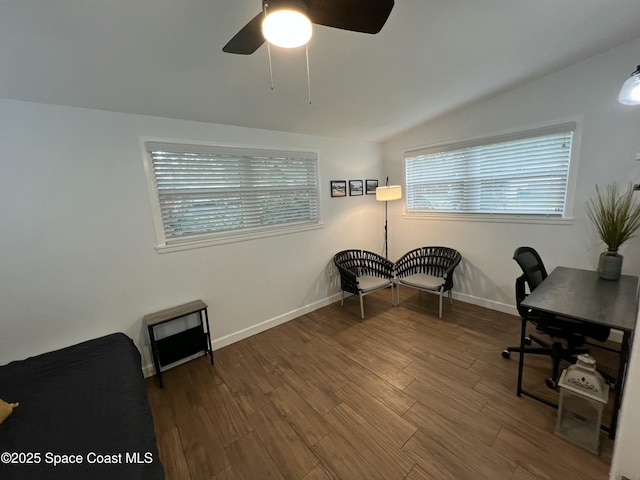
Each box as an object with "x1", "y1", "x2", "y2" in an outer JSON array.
[{"x1": 586, "y1": 183, "x2": 640, "y2": 280}]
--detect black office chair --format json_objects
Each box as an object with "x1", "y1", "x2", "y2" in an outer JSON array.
[{"x1": 502, "y1": 246, "x2": 611, "y2": 388}]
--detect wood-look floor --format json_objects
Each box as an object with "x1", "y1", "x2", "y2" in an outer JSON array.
[{"x1": 145, "y1": 287, "x2": 618, "y2": 480}]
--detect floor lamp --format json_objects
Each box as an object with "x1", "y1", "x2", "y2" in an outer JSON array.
[{"x1": 376, "y1": 181, "x2": 402, "y2": 260}]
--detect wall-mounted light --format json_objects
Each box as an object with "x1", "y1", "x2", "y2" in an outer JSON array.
[
  {"x1": 262, "y1": 7, "x2": 312, "y2": 49},
  {"x1": 618, "y1": 65, "x2": 640, "y2": 105}
]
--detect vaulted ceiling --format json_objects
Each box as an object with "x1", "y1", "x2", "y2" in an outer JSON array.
[{"x1": 1, "y1": 0, "x2": 639, "y2": 142}]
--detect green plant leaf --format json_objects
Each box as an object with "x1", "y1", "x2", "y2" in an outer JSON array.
[{"x1": 586, "y1": 183, "x2": 640, "y2": 251}]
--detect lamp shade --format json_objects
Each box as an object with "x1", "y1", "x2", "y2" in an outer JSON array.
[
  {"x1": 618, "y1": 65, "x2": 640, "y2": 105},
  {"x1": 262, "y1": 9, "x2": 312, "y2": 48},
  {"x1": 376, "y1": 185, "x2": 402, "y2": 202}
]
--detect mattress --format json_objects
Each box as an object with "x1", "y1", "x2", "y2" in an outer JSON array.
[{"x1": 0, "y1": 333, "x2": 164, "y2": 480}]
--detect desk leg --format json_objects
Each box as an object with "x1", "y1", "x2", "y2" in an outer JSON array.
[
  {"x1": 609, "y1": 330, "x2": 631, "y2": 439},
  {"x1": 148, "y1": 325, "x2": 163, "y2": 388},
  {"x1": 202, "y1": 308, "x2": 214, "y2": 365},
  {"x1": 516, "y1": 316, "x2": 527, "y2": 396}
]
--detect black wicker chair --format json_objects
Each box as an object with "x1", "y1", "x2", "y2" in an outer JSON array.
[
  {"x1": 333, "y1": 249, "x2": 395, "y2": 318},
  {"x1": 395, "y1": 246, "x2": 462, "y2": 318}
]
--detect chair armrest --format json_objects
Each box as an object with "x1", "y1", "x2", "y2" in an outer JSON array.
[
  {"x1": 443, "y1": 254, "x2": 461, "y2": 278},
  {"x1": 334, "y1": 261, "x2": 360, "y2": 295},
  {"x1": 441, "y1": 254, "x2": 461, "y2": 290}
]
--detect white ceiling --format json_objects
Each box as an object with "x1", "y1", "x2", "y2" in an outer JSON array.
[{"x1": 1, "y1": 0, "x2": 639, "y2": 142}]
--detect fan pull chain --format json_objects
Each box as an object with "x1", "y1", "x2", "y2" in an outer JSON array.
[
  {"x1": 306, "y1": 44, "x2": 312, "y2": 104},
  {"x1": 263, "y1": 2, "x2": 275, "y2": 91},
  {"x1": 267, "y1": 42, "x2": 275, "y2": 91}
]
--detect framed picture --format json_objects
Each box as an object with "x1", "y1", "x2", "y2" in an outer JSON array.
[
  {"x1": 349, "y1": 180, "x2": 363, "y2": 196},
  {"x1": 366, "y1": 179, "x2": 378, "y2": 195},
  {"x1": 330, "y1": 180, "x2": 347, "y2": 197}
]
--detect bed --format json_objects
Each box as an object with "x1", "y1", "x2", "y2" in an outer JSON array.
[{"x1": 0, "y1": 333, "x2": 164, "y2": 480}]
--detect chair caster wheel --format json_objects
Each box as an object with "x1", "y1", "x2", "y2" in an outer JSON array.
[
  {"x1": 502, "y1": 350, "x2": 511, "y2": 359},
  {"x1": 524, "y1": 337, "x2": 532, "y2": 345},
  {"x1": 545, "y1": 378, "x2": 558, "y2": 389}
]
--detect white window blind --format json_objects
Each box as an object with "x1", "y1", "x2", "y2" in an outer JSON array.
[
  {"x1": 405, "y1": 122, "x2": 575, "y2": 217},
  {"x1": 146, "y1": 142, "x2": 319, "y2": 245}
]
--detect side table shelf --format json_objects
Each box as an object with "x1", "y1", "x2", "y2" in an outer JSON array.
[{"x1": 144, "y1": 299, "x2": 213, "y2": 387}]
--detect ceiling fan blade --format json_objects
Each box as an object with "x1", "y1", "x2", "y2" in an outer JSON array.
[
  {"x1": 223, "y1": 11, "x2": 265, "y2": 55},
  {"x1": 223, "y1": 0, "x2": 393, "y2": 54},
  {"x1": 306, "y1": 0, "x2": 394, "y2": 34}
]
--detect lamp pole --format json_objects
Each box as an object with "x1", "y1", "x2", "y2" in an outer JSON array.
[
  {"x1": 383, "y1": 176, "x2": 389, "y2": 259},
  {"x1": 376, "y1": 177, "x2": 402, "y2": 261},
  {"x1": 384, "y1": 189, "x2": 390, "y2": 259}
]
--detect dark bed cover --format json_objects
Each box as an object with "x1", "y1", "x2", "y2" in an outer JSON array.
[{"x1": 0, "y1": 333, "x2": 164, "y2": 480}]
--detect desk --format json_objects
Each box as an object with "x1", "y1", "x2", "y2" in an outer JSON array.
[{"x1": 520, "y1": 267, "x2": 638, "y2": 438}]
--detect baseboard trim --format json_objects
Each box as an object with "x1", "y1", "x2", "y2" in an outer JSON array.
[
  {"x1": 142, "y1": 293, "x2": 343, "y2": 377},
  {"x1": 452, "y1": 291, "x2": 518, "y2": 316},
  {"x1": 210, "y1": 293, "x2": 343, "y2": 352},
  {"x1": 142, "y1": 289, "x2": 623, "y2": 378}
]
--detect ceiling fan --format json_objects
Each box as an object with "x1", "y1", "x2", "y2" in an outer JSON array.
[{"x1": 223, "y1": 0, "x2": 395, "y2": 55}]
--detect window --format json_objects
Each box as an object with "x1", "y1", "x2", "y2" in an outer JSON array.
[
  {"x1": 404, "y1": 122, "x2": 576, "y2": 218},
  {"x1": 144, "y1": 141, "x2": 320, "y2": 250}
]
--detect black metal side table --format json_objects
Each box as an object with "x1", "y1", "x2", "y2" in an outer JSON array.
[{"x1": 144, "y1": 299, "x2": 213, "y2": 387}]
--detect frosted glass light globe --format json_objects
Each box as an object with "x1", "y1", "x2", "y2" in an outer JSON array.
[
  {"x1": 618, "y1": 66, "x2": 640, "y2": 105},
  {"x1": 262, "y1": 10, "x2": 312, "y2": 49}
]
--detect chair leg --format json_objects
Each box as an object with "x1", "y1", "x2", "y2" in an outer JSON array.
[
  {"x1": 438, "y1": 290, "x2": 443, "y2": 318},
  {"x1": 449, "y1": 289, "x2": 453, "y2": 304},
  {"x1": 341, "y1": 290, "x2": 345, "y2": 306},
  {"x1": 359, "y1": 295, "x2": 365, "y2": 319},
  {"x1": 390, "y1": 282, "x2": 395, "y2": 306}
]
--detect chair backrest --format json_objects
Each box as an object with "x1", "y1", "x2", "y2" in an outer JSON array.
[
  {"x1": 334, "y1": 249, "x2": 363, "y2": 275},
  {"x1": 333, "y1": 249, "x2": 394, "y2": 279},
  {"x1": 512, "y1": 246, "x2": 547, "y2": 291},
  {"x1": 395, "y1": 246, "x2": 461, "y2": 277},
  {"x1": 422, "y1": 246, "x2": 461, "y2": 275},
  {"x1": 513, "y1": 246, "x2": 549, "y2": 326}
]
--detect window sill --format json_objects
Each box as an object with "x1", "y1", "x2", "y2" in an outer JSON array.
[
  {"x1": 155, "y1": 222, "x2": 325, "y2": 254},
  {"x1": 402, "y1": 212, "x2": 574, "y2": 226}
]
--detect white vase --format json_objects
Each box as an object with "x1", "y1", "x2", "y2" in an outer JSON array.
[{"x1": 598, "y1": 251, "x2": 623, "y2": 280}]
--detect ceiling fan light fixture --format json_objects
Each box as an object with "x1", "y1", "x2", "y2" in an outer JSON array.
[
  {"x1": 618, "y1": 65, "x2": 640, "y2": 105},
  {"x1": 262, "y1": 9, "x2": 312, "y2": 49}
]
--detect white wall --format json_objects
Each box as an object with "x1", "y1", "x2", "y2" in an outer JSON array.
[
  {"x1": 383, "y1": 39, "x2": 640, "y2": 310},
  {"x1": 2, "y1": 35, "x2": 639, "y2": 479},
  {"x1": 382, "y1": 38, "x2": 640, "y2": 479},
  {"x1": 613, "y1": 310, "x2": 640, "y2": 480},
  {"x1": 0, "y1": 100, "x2": 385, "y2": 369}
]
